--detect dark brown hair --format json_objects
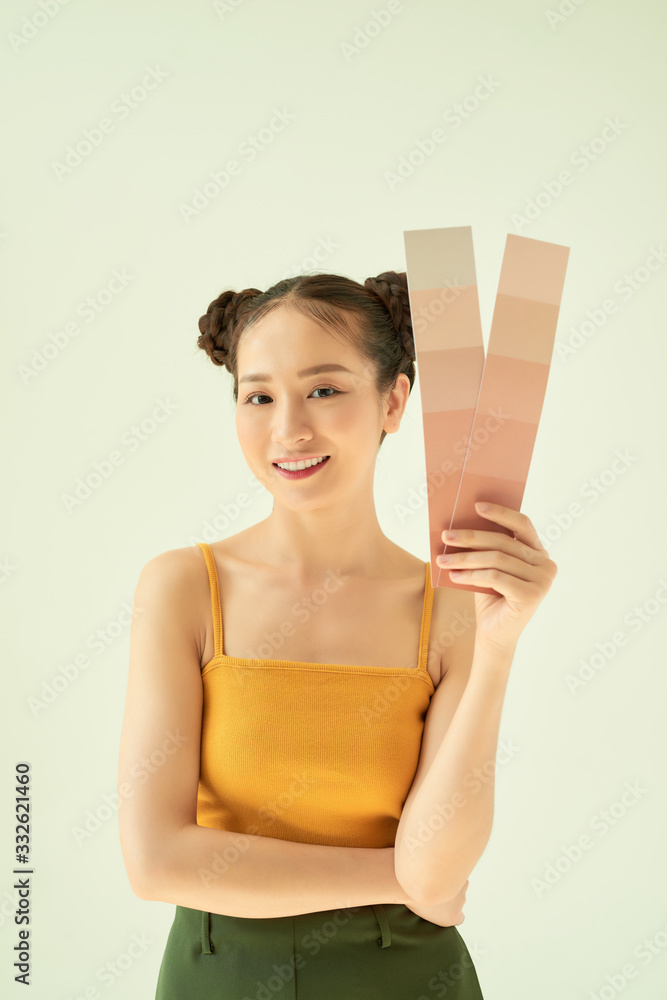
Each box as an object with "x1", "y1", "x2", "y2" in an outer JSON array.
[{"x1": 197, "y1": 271, "x2": 416, "y2": 448}]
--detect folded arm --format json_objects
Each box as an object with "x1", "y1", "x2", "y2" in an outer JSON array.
[
  {"x1": 394, "y1": 588, "x2": 515, "y2": 905},
  {"x1": 118, "y1": 547, "x2": 409, "y2": 918}
]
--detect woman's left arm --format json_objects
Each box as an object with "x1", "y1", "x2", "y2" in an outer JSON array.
[{"x1": 394, "y1": 501, "x2": 558, "y2": 906}]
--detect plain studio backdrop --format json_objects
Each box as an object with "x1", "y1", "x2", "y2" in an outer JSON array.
[{"x1": 2, "y1": 1, "x2": 666, "y2": 997}]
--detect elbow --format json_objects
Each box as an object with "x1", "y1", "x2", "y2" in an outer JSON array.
[
  {"x1": 414, "y1": 879, "x2": 462, "y2": 908},
  {"x1": 397, "y1": 862, "x2": 466, "y2": 907},
  {"x1": 125, "y1": 858, "x2": 163, "y2": 901},
  {"x1": 395, "y1": 834, "x2": 491, "y2": 907},
  {"x1": 129, "y1": 876, "x2": 152, "y2": 901},
  {"x1": 398, "y1": 872, "x2": 460, "y2": 909},
  {"x1": 121, "y1": 820, "x2": 193, "y2": 902},
  {"x1": 120, "y1": 832, "x2": 169, "y2": 902}
]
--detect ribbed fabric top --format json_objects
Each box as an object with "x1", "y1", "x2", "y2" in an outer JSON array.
[{"x1": 195, "y1": 542, "x2": 435, "y2": 848}]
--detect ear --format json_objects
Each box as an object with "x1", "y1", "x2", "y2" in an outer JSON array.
[{"x1": 382, "y1": 373, "x2": 411, "y2": 434}]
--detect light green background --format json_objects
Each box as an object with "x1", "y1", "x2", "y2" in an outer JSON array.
[{"x1": 2, "y1": 0, "x2": 666, "y2": 997}]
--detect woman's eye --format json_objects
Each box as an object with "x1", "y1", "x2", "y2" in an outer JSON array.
[{"x1": 244, "y1": 386, "x2": 340, "y2": 405}]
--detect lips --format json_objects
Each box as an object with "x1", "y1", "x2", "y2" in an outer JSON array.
[
  {"x1": 272, "y1": 455, "x2": 331, "y2": 479},
  {"x1": 273, "y1": 456, "x2": 328, "y2": 467}
]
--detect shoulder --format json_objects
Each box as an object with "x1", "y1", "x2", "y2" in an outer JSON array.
[
  {"x1": 136, "y1": 525, "x2": 271, "y2": 593},
  {"x1": 383, "y1": 541, "x2": 426, "y2": 579},
  {"x1": 138, "y1": 543, "x2": 205, "y2": 585},
  {"x1": 133, "y1": 545, "x2": 214, "y2": 663},
  {"x1": 385, "y1": 545, "x2": 476, "y2": 684},
  {"x1": 133, "y1": 544, "x2": 213, "y2": 622},
  {"x1": 386, "y1": 542, "x2": 476, "y2": 654}
]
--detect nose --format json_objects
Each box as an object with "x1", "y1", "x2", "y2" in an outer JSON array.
[{"x1": 271, "y1": 396, "x2": 314, "y2": 448}]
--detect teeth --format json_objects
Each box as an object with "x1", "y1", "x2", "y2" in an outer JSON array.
[{"x1": 276, "y1": 456, "x2": 328, "y2": 471}]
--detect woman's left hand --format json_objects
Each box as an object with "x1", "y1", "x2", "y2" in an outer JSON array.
[{"x1": 436, "y1": 501, "x2": 558, "y2": 653}]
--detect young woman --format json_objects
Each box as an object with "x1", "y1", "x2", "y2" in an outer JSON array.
[{"x1": 118, "y1": 270, "x2": 557, "y2": 999}]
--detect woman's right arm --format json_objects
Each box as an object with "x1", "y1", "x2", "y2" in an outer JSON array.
[{"x1": 118, "y1": 548, "x2": 411, "y2": 919}]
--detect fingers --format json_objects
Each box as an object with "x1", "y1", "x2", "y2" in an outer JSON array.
[
  {"x1": 437, "y1": 547, "x2": 544, "y2": 585},
  {"x1": 473, "y1": 501, "x2": 548, "y2": 554},
  {"x1": 441, "y1": 527, "x2": 544, "y2": 566}
]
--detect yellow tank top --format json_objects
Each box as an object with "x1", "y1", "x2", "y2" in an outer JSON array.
[{"x1": 195, "y1": 542, "x2": 435, "y2": 848}]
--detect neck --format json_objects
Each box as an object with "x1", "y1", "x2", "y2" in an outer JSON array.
[{"x1": 252, "y1": 497, "x2": 392, "y2": 581}]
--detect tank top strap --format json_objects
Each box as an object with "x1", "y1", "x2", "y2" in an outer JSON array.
[
  {"x1": 196, "y1": 542, "x2": 223, "y2": 659},
  {"x1": 417, "y1": 561, "x2": 434, "y2": 674}
]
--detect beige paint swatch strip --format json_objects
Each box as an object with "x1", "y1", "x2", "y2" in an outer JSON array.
[
  {"x1": 405, "y1": 228, "x2": 570, "y2": 592},
  {"x1": 404, "y1": 226, "x2": 485, "y2": 589}
]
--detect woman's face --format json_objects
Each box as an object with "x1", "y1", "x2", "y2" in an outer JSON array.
[{"x1": 234, "y1": 304, "x2": 404, "y2": 510}]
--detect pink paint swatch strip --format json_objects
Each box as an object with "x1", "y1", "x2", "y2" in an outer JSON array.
[{"x1": 404, "y1": 227, "x2": 570, "y2": 593}]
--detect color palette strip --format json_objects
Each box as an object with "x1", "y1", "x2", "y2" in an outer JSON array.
[
  {"x1": 404, "y1": 227, "x2": 570, "y2": 593},
  {"x1": 403, "y1": 226, "x2": 486, "y2": 589}
]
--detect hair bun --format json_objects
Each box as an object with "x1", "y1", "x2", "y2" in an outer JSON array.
[
  {"x1": 197, "y1": 287, "x2": 261, "y2": 370},
  {"x1": 363, "y1": 271, "x2": 415, "y2": 360}
]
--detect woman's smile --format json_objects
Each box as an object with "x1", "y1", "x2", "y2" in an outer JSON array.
[{"x1": 272, "y1": 455, "x2": 331, "y2": 479}]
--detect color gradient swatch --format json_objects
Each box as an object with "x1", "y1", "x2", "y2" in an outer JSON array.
[{"x1": 404, "y1": 226, "x2": 570, "y2": 593}]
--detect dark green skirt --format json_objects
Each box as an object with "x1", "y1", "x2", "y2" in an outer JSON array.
[{"x1": 155, "y1": 902, "x2": 484, "y2": 999}]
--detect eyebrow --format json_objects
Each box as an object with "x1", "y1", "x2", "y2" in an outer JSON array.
[{"x1": 238, "y1": 363, "x2": 354, "y2": 385}]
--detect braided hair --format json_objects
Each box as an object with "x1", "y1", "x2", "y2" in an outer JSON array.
[{"x1": 197, "y1": 271, "x2": 416, "y2": 447}]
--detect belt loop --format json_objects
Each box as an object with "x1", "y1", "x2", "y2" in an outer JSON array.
[
  {"x1": 201, "y1": 910, "x2": 213, "y2": 955},
  {"x1": 371, "y1": 904, "x2": 392, "y2": 949}
]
